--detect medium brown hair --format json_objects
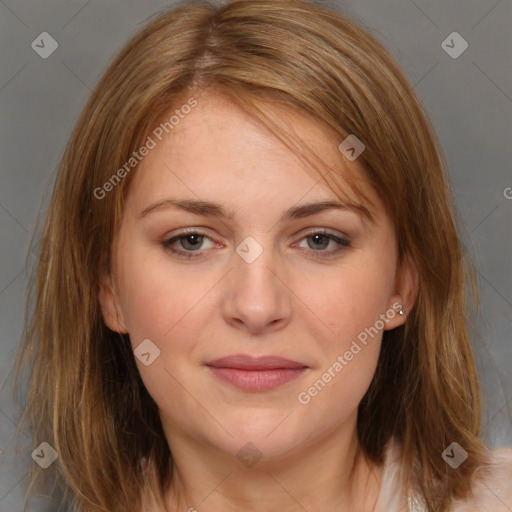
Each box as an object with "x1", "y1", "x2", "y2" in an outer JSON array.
[{"x1": 15, "y1": 0, "x2": 490, "y2": 510}]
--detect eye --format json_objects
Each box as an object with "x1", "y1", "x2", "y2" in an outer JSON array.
[
  {"x1": 162, "y1": 229, "x2": 217, "y2": 259},
  {"x1": 294, "y1": 229, "x2": 351, "y2": 257},
  {"x1": 162, "y1": 228, "x2": 351, "y2": 259}
]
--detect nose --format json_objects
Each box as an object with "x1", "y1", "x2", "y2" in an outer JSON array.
[{"x1": 221, "y1": 239, "x2": 292, "y2": 335}]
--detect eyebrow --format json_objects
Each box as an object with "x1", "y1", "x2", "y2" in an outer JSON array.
[{"x1": 138, "y1": 198, "x2": 374, "y2": 224}]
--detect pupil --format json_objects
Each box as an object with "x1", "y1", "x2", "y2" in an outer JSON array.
[
  {"x1": 310, "y1": 234, "x2": 328, "y2": 249},
  {"x1": 184, "y1": 234, "x2": 202, "y2": 249}
]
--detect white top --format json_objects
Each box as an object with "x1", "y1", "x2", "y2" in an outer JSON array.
[
  {"x1": 375, "y1": 440, "x2": 512, "y2": 511},
  {"x1": 141, "y1": 441, "x2": 512, "y2": 511}
]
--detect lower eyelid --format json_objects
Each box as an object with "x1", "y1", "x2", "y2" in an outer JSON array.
[
  {"x1": 163, "y1": 233, "x2": 216, "y2": 252},
  {"x1": 294, "y1": 236, "x2": 351, "y2": 256},
  {"x1": 163, "y1": 231, "x2": 351, "y2": 257}
]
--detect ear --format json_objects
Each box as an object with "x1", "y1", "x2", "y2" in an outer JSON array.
[
  {"x1": 98, "y1": 273, "x2": 128, "y2": 334},
  {"x1": 384, "y1": 252, "x2": 419, "y2": 331}
]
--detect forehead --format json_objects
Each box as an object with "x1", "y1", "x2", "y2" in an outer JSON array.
[{"x1": 124, "y1": 90, "x2": 381, "y2": 223}]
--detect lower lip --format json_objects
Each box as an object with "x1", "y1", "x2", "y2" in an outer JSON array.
[{"x1": 207, "y1": 367, "x2": 307, "y2": 391}]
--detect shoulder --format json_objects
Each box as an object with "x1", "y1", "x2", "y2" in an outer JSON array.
[
  {"x1": 375, "y1": 441, "x2": 512, "y2": 512},
  {"x1": 451, "y1": 446, "x2": 512, "y2": 512}
]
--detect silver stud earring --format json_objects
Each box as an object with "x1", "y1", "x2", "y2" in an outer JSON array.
[{"x1": 399, "y1": 306, "x2": 407, "y2": 320}]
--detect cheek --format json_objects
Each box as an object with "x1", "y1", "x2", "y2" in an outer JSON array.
[
  {"x1": 116, "y1": 246, "x2": 211, "y2": 342},
  {"x1": 115, "y1": 250, "x2": 213, "y2": 413},
  {"x1": 292, "y1": 253, "x2": 394, "y2": 410},
  {"x1": 294, "y1": 266, "x2": 388, "y2": 421},
  {"x1": 300, "y1": 257, "x2": 395, "y2": 344},
  {"x1": 296, "y1": 343, "x2": 381, "y2": 440}
]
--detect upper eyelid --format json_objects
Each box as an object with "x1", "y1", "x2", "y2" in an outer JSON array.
[
  {"x1": 165, "y1": 227, "x2": 348, "y2": 242},
  {"x1": 163, "y1": 228, "x2": 350, "y2": 251},
  {"x1": 162, "y1": 229, "x2": 351, "y2": 262}
]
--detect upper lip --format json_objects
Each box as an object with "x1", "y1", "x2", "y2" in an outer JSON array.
[{"x1": 205, "y1": 354, "x2": 308, "y2": 370}]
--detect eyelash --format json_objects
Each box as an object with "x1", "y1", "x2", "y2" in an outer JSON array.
[{"x1": 162, "y1": 228, "x2": 351, "y2": 260}]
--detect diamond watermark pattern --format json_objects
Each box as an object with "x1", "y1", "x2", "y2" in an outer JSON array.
[
  {"x1": 237, "y1": 442, "x2": 263, "y2": 468},
  {"x1": 338, "y1": 134, "x2": 365, "y2": 161},
  {"x1": 442, "y1": 442, "x2": 468, "y2": 469},
  {"x1": 31, "y1": 442, "x2": 58, "y2": 469},
  {"x1": 236, "y1": 236, "x2": 263, "y2": 264},
  {"x1": 441, "y1": 32, "x2": 468, "y2": 59},
  {"x1": 134, "y1": 338, "x2": 161, "y2": 366},
  {"x1": 31, "y1": 32, "x2": 59, "y2": 59}
]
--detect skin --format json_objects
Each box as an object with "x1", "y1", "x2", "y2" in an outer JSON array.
[{"x1": 99, "y1": 90, "x2": 418, "y2": 512}]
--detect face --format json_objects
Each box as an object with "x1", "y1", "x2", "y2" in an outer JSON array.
[{"x1": 100, "y1": 90, "x2": 416, "y2": 464}]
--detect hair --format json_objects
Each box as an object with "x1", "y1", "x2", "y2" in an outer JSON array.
[{"x1": 14, "y1": 0, "x2": 492, "y2": 510}]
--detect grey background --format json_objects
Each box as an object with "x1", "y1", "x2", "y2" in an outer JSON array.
[{"x1": 1, "y1": 0, "x2": 511, "y2": 510}]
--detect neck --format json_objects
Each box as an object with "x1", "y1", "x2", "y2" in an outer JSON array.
[{"x1": 161, "y1": 418, "x2": 382, "y2": 512}]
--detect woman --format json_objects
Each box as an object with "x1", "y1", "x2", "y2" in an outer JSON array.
[{"x1": 15, "y1": 0, "x2": 512, "y2": 511}]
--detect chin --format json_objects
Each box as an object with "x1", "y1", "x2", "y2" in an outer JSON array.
[{"x1": 208, "y1": 411, "x2": 309, "y2": 461}]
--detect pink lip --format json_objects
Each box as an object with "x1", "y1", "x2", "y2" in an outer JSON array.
[{"x1": 205, "y1": 355, "x2": 308, "y2": 391}]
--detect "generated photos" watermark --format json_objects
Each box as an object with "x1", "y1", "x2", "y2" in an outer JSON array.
[
  {"x1": 94, "y1": 97, "x2": 197, "y2": 200},
  {"x1": 297, "y1": 302, "x2": 402, "y2": 404}
]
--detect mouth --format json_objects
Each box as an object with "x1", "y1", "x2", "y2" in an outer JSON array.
[{"x1": 205, "y1": 354, "x2": 309, "y2": 392}]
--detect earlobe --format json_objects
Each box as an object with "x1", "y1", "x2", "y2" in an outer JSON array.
[
  {"x1": 98, "y1": 274, "x2": 128, "y2": 334},
  {"x1": 384, "y1": 253, "x2": 419, "y2": 331}
]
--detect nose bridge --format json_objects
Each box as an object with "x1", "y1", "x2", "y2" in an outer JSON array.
[
  {"x1": 222, "y1": 234, "x2": 291, "y2": 332},
  {"x1": 233, "y1": 234, "x2": 282, "y2": 298}
]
